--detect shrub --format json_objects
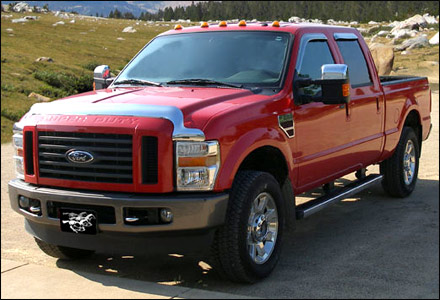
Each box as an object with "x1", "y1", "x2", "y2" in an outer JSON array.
[
  {"x1": 38, "y1": 86, "x2": 68, "y2": 99},
  {"x1": 72, "y1": 73, "x2": 94, "y2": 93},
  {"x1": 33, "y1": 70, "x2": 93, "y2": 95}
]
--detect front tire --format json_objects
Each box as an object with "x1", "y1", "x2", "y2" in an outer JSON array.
[
  {"x1": 380, "y1": 127, "x2": 420, "y2": 198},
  {"x1": 213, "y1": 171, "x2": 285, "y2": 283},
  {"x1": 34, "y1": 237, "x2": 95, "y2": 259}
]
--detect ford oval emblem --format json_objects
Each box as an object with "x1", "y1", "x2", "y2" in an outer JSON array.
[{"x1": 66, "y1": 150, "x2": 94, "y2": 164}]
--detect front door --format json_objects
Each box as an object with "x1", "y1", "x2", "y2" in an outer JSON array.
[{"x1": 293, "y1": 33, "x2": 354, "y2": 192}]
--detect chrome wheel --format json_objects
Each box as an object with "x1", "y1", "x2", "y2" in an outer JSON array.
[
  {"x1": 403, "y1": 139, "x2": 416, "y2": 185},
  {"x1": 247, "y1": 192, "x2": 278, "y2": 264}
]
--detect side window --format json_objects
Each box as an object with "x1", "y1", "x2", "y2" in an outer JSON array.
[
  {"x1": 296, "y1": 40, "x2": 334, "y2": 102},
  {"x1": 336, "y1": 40, "x2": 372, "y2": 87},
  {"x1": 297, "y1": 41, "x2": 334, "y2": 79}
]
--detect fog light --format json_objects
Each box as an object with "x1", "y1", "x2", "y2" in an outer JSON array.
[
  {"x1": 160, "y1": 208, "x2": 173, "y2": 223},
  {"x1": 18, "y1": 196, "x2": 41, "y2": 215},
  {"x1": 19, "y1": 195, "x2": 30, "y2": 209}
]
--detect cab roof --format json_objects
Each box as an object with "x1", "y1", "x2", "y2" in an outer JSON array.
[{"x1": 159, "y1": 21, "x2": 357, "y2": 36}]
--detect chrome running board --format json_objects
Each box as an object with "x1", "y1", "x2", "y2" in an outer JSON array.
[{"x1": 296, "y1": 174, "x2": 383, "y2": 219}]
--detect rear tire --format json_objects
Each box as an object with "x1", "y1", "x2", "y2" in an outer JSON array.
[
  {"x1": 380, "y1": 127, "x2": 420, "y2": 198},
  {"x1": 212, "y1": 171, "x2": 285, "y2": 283},
  {"x1": 34, "y1": 237, "x2": 95, "y2": 259}
]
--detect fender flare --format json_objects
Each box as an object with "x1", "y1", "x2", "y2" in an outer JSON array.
[{"x1": 215, "y1": 127, "x2": 294, "y2": 191}]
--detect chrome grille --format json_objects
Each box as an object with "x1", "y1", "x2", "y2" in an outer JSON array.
[{"x1": 38, "y1": 131, "x2": 133, "y2": 183}]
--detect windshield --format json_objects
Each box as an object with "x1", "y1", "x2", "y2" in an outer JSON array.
[{"x1": 113, "y1": 31, "x2": 291, "y2": 88}]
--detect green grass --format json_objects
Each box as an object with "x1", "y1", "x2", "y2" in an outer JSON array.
[{"x1": 1, "y1": 12, "x2": 177, "y2": 143}]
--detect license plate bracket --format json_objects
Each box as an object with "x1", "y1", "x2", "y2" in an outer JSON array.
[{"x1": 60, "y1": 208, "x2": 97, "y2": 235}]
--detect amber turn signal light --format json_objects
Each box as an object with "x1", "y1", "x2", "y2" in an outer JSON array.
[
  {"x1": 178, "y1": 156, "x2": 218, "y2": 167},
  {"x1": 342, "y1": 83, "x2": 350, "y2": 97}
]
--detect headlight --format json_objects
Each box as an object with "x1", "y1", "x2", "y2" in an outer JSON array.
[
  {"x1": 12, "y1": 123, "x2": 24, "y2": 180},
  {"x1": 176, "y1": 141, "x2": 220, "y2": 191}
]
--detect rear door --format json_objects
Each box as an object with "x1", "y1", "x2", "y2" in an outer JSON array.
[{"x1": 333, "y1": 33, "x2": 384, "y2": 166}]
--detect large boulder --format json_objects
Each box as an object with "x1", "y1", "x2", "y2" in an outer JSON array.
[
  {"x1": 28, "y1": 92, "x2": 50, "y2": 102},
  {"x1": 369, "y1": 43, "x2": 394, "y2": 76},
  {"x1": 376, "y1": 30, "x2": 389, "y2": 37},
  {"x1": 429, "y1": 32, "x2": 439, "y2": 45},
  {"x1": 395, "y1": 36, "x2": 429, "y2": 51},
  {"x1": 423, "y1": 14, "x2": 438, "y2": 25},
  {"x1": 11, "y1": 18, "x2": 28, "y2": 23},
  {"x1": 390, "y1": 28, "x2": 418, "y2": 39},
  {"x1": 288, "y1": 16, "x2": 301, "y2": 23},
  {"x1": 122, "y1": 26, "x2": 136, "y2": 33},
  {"x1": 391, "y1": 14, "x2": 428, "y2": 35},
  {"x1": 12, "y1": 2, "x2": 30, "y2": 13},
  {"x1": 35, "y1": 57, "x2": 54, "y2": 62}
]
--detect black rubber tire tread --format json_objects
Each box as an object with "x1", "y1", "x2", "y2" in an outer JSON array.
[
  {"x1": 207, "y1": 230, "x2": 229, "y2": 280},
  {"x1": 214, "y1": 171, "x2": 285, "y2": 283},
  {"x1": 380, "y1": 127, "x2": 420, "y2": 198},
  {"x1": 34, "y1": 237, "x2": 95, "y2": 259}
]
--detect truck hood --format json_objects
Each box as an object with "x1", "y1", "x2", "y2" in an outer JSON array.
[{"x1": 47, "y1": 86, "x2": 256, "y2": 118}]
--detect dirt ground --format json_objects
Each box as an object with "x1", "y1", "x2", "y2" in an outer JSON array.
[{"x1": 1, "y1": 92, "x2": 438, "y2": 298}]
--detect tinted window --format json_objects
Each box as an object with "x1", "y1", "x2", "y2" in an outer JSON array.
[
  {"x1": 296, "y1": 40, "x2": 334, "y2": 101},
  {"x1": 336, "y1": 40, "x2": 372, "y2": 87},
  {"x1": 297, "y1": 40, "x2": 334, "y2": 79}
]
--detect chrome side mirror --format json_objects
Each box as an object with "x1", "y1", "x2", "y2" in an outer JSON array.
[
  {"x1": 321, "y1": 64, "x2": 348, "y2": 80},
  {"x1": 93, "y1": 65, "x2": 114, "y2": 90},
  {"x1": 319, "y1": 64, "x2": 350, "y2": 105}
]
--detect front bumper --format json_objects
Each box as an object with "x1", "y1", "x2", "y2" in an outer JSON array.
[{"x1": 9, "y1": 179, "x2": 229, "y2": 254}]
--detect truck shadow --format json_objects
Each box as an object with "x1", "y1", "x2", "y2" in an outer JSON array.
[{"x1": 55, "y1": 177, "x2": 439, "y2": 297}]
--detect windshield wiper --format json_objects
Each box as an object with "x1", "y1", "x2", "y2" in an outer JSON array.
[
  {"x1": 113, "y1": 79, "x2": 162, "y2": 87},
  {"x1": 165, "y1": 79, "x2": 243, "y2": 89}
]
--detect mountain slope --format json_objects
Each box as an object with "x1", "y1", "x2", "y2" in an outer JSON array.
[{"x1": 1, "y1": 1, "x2": 197, "y2": 16}]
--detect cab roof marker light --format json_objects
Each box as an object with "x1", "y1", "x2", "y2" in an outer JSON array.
[
  {"x1": 272, "y1": 21, "x2": 280, "y2": 27},
  {"x1": 238, "y1": 20, "x2": 246, "y2": 26},
  {"x1": 201, "y1": 21, "x2": 209, "y2": 28},
  {"x1": 174, "y1": 24, "x2": 182, "y2": 30},
  {"x1": 219, "y1": 21, "x2": 227, "y2": 27}
]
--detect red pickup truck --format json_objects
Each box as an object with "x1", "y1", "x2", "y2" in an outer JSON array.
[{"x1": 9, "y1": 21, "x2": 432, "y2": 283}]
